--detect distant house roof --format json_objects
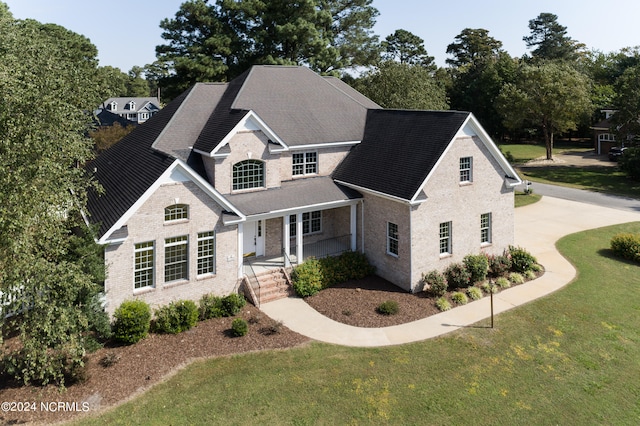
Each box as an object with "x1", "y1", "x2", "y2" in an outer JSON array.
[
  {"x1": 87, "y1": 88, "x2": 194, "y2": 237},
  {"x1": 333, "y1": 110, "x2": 471, "y2": 201},
  {"x1": 102, "y1": 97, "x2": 160, "y2": 113},
  {"x1": 95, "y1": 109, "x2": 135, "y2": 128}
]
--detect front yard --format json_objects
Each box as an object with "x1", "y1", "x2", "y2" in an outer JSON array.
[{"x1": 71, "y1": 222, "x2": 640, "y2": 425}]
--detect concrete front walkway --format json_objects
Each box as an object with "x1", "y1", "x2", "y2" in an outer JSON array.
[{"x1": 260, "y1": 196, "x2": 640, "y2": 347}]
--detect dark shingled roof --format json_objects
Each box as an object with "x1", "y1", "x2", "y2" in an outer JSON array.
[
  {"x1": 333, "y1": 109, "x2": 470, "y2": 201},
  {"x1": 86, "y1": 87, "x2": 194, "y2": 237}
]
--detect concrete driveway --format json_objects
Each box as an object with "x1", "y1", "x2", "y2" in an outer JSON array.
[{"x1": 261, "y1": 196, "x2": 640, "y2": 347}]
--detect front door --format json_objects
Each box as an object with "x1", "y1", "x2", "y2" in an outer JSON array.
[{"x1": 243, "y1": 220, "x2": 264, "y2": 257}]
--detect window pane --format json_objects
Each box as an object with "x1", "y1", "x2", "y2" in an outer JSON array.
[
  {"x1": 481, "y1": 213, "x2": 491, "y2": 244},
  {"x1": 387, "y1": 222, "x2": 398, "y2": 255},
  {"x1": 197, "y1": 231, "x2": 215, "y2": 275},
  {"x1": 164, "y1": 204, "x2": 188, "y2": 221},
  {"x1": 233, "y1": 160, "x2": 265, "y2": 190},
  {"x1": 439, "y1": 222, "x2": 451, "y2": 254},
  {"x1": 460, "y1": 157, "x2": 472, "y2": 182},
  {"x1": 134, "y1": 241, "x2": 154, "y2": 289},
  {"x1": 165, "y1": 236, "x2": 188, "y2": 282}
]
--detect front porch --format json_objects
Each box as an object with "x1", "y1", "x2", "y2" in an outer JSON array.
[{"x1": 243, "y1": 234, "x2": 353, "y2": 276}]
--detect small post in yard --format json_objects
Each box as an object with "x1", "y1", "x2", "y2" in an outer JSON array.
[{"x1": 490, "y1": 281, "x2": 495, "y2": 328}]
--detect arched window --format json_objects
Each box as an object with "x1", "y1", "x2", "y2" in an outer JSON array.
[
  {"x1": 233, "y1": 160, "x2": 265, "y2": 190},
  {"x1": 164, "y1": 204, "x2": 189, "y2": 222}
]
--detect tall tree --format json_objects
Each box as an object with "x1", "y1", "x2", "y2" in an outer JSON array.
[
  {"x1": 352, "y1": 61, "x2": 448, "y2": 110},
  {"x1": 446, "y1": 28, "x2": 514, "y2": 136},
  {"x1": 382, "y1": 29, "x2": 435, "y2": 69},
  {"x1": 0, "y1": 10, "x2": 106, "y2": 385},
  {"x1": 156, "y1": 0, "x2": 379, "y2": 100},
  {"x1": 610, "y1": 65, "x2": 640, "y2": 141},
  {"x1": 446, "y1": 28, "x2": 503, "y2": 68},
  {"x1": 523, "y1": 12, "x2": 581, "y2": 61},
  {"x1": 497, "y1": 62, "x2": 592, "y2": 159}
]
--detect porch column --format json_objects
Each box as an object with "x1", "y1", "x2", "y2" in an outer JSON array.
[
  {"x1": 237, "y1": 223, "x2": 244, "y2": 279},
  {"x1": 283, "y1": 215, "x2": 291, "y2": 267},
  {"x1": 350, "y1": 203, "x2": 357, "y2": 251},
  {"x1": 296, "y1": 212, "x2": 303, "y2": 263}
]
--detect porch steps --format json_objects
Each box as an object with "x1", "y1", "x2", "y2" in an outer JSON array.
[{"x1": 255, "y1": 268, "x2": 293, "y2": 304}]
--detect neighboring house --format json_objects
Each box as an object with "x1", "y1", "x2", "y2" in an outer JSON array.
[
  {"x1": 86, "y1": 65, "x2": 521, "y2": 316},
  {"x1": 591, "y1": 108, "x2": 617, "y2": 155},
  {"x1": 99, "y1": 97, "x2": 161, "y2": 124}
]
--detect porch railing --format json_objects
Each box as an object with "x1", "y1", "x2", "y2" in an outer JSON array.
[
  {"x1": 243, "y1": 258, "x2": 261, "y2": 307},
  {"x1": 291, "y1": 234, "x2": 352, "y2": 261}
]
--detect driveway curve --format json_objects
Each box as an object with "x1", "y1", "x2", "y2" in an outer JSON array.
[{"x1": 260, "y1": 196, "x2": 640, "y2": 347}]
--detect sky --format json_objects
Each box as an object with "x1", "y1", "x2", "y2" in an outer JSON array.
[{"x1": 4, "y1": 0, "x2": 640, "y2": 72}]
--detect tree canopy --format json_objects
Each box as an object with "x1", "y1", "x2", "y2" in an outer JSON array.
[
  {"x1": 446, "y1": 28, "x2": 503, "y2": 68},
  {"x1": 156, "y1": 0, "x2": 380, "y2": 100},
  {"x1": 497, "y1": 62, "x2": 592, "y2": 159},
  {"x1": 352, "y1": 61, "x2": 448, "y2": 110},
  {"x1": 0, "y1": 9, "x2": 107, "y2": 385},
  {"x1": 523, "y1": 12, "x2": 582, "y2": 61},
  {"x1": 382, "y1": 29, "x2": 435, "y2": 69}
]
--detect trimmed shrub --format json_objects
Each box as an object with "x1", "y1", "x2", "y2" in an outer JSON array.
[
  {"x1": 376, "y1": 300, "x2": 399, "y2": 315},
  {"x1": 486, "y1": 253, "x2": 512, "y2": 277},
  {"x1": 221, "y1": 293, "x2": 246, "y2": 316},
  {"x1": 463, "y1": 254, "x2": 489, "y2": 283},
  {"x1": 481, "y1": 282, "x2": 498, "y2": 294},
  {"x1": 451, "y1": 291, "x2": 468, "y2": 305},
  {"x1": 525, "y1": 270, "x2": 537, "y2": 280},
  {"x1": 610, "y1": 233, "x2": 640, "y2": 263},
  {"x1": 619, "y1": 146, "x2": 640, "y2": 181},
  {"x1": 319, "y1": 251, "x2": 376, "y2": 288},
  {"x1": 530, "y1": 263, "x2": 543, "y2": 273},
  {"x1": 112, "y1": 300, "x2": 151, "y2": 345},
  {"x1": 444, "y1": 262, "x2": 471, "y2": 289},
  {"x1": 422, "y1": 270, "x2": 447, "y2": 297},
  {"x1": 509, "y1": 273, "x2": 525, "y2": 285},
  {"x1": 508, "y1": 246, "x2": 538, "y2": 273},
  {"x1": 292, "y1": 258, "x2": 324, "y2": 297},
  {"x1": 231, "y1": 318, "x2": 248, "y2": 337},
  {"x1": 496, "y1": 277, "x2": 511, "y2": 289},
  {"x1": 467, "y1": 286, "x2": 483, "y2": 301},
  {"x1": 435, "y1": 297, "x2": 451, "y2": 311},
  {"x1": 153, "y1": 300, "x2": 199, "y2": 334},
  {"x1": 199, "y1": 294, "x2": 224, "y2": 320}
]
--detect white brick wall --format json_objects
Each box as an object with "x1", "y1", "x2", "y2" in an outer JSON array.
[
  {"x1": 362, "y1": 135, "x2": 515, "y2": 292},
  {"x1": 103, "y1": 181, "x2": 239, "y2": 316}
]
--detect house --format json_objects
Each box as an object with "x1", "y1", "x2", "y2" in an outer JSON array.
[
  {"x1": 591, "y1": 108, "x2": 617, "y2": 155},
  {"x1": 99, "y1": 97, "x2": 161, "y2": 124},
  {"x1": 86, "y1": 65, "x2": 521, "y2": 316}
]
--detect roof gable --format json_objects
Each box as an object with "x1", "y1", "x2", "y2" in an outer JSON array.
[{"x1": 333, "y1": 110, "x2": 470, "y2": 201}]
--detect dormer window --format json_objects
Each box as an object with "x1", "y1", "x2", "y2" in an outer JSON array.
[
  {"x1": 233, "y1": 160, "x2": 265, "y2": 190},
  {"x1": 164, "y1": 204, "x2": 189, "y2": 222},
  {"x1": 109, "y1": 101, "x2": 117, "y2": 111},
  {"x1": 128, "y1": 101, "x2": 136, "y2": 110}
]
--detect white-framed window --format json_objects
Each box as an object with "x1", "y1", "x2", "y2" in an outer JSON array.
[
  {"x1": 439, "y1": 221, "x2": 451, "y2": 255},
  {"x1": 387, "y1": 222, "x2": 399, "y2": 256},
  {"x1": 233, "y1": 160, "x2": 265, "y2": 190},
  {"x1": 460, "y1": 157, "x2": 473, "y2": 183},
  {"x1": 164, "y1": 204, "x2": 189, "y2": 222},
  {"x1": 139, "y1": 112, "x2": 149, "y2": 121},
  {"x1": 109, "y1": 101, "x2": 117, "y2": 111},
  {"x1": 134, "y1": 241, "x2": 155, "y2": 289},
  {"x1": 598, "y1": 133, "x2": 616, "y2": 142},
  {"x1": 197, "y1": 231, "x2": 215, "y2": 275},
  {"x1": 165, "y1": 236, "x2": 188, "y2": 282},
  {"x1": 292, "y1": 151, "x2": 317, "y2": 175},
  {"x1": 481, "y1": 213, "x2": 492, "y2": 244},
  {"x1": 128, "y1": 101, "x2": 136, "y2": 110},
  {"x1": 290, "y1": 211, "x2": 322, "y2": 237}
]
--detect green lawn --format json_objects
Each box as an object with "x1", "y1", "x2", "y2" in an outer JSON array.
[
  {"x1": 514, "y1": 191, "x2": 541, "y2": 208},
  {"x1": 499, "y1": 140, "x2": 592, "y2": 163},
  {"x1": 520, "y1": 166, "x2": 640, "y2": 199},
  {"x1": 78, "y1": 223, "x2": 640, "y2": 425}
]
